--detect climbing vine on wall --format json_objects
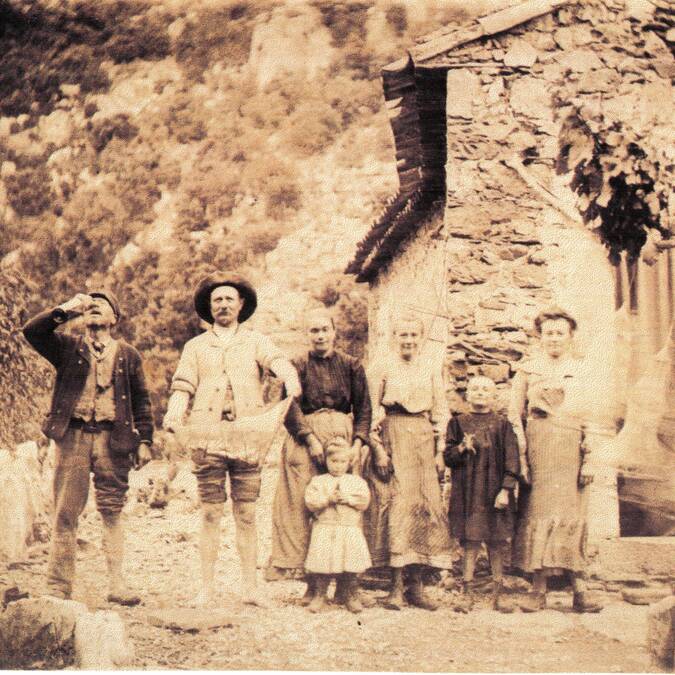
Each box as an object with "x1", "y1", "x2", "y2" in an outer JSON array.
[{"x1": 557, "y1": 111, "x2": 671, "y2": 265}]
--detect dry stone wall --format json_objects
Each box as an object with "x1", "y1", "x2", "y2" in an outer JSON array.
[{"x1": 434, "y1": 0, "x2": 669, "y2": 411}]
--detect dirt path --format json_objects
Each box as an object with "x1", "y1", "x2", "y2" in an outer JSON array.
[{"x1": 4, "y1": 462, "x2": 653, "y2": 672}]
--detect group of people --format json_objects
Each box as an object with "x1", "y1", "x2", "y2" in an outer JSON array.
[{"x1": 22, "y1": 270, "x2": 602, "y2": 615}]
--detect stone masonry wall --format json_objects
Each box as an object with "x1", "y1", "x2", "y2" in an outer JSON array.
[
  {"x1": 368, "y1": 0, "x2": 673, "y2": 415},
  {"x1": 367, "y1": 210, "x2": 448, "y2": 370}
]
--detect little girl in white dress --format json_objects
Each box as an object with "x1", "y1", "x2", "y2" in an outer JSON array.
[{"x1": 304, "y1": 438, "x2": 372, "y2": 613}]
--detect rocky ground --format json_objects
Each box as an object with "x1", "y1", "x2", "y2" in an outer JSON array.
[{"x1": 1, "y1": 459, "x2": 661, "y2": 672}]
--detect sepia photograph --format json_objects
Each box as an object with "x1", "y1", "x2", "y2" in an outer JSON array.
[{"x1": 0, "y1": 0, "x2": 673, "y2": 671}]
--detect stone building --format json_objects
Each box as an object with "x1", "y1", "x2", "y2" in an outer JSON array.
[{"x1": 347, "y1": 0, "x2": 674, "y2": 544}]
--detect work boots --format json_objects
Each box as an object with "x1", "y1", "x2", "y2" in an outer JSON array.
[
  {"x1": 382, "y1": 569, "x2": 405, "y2": 610},
  {"x1": 407, "y1": 570, "x2": 439, "y2": 611},
  {"x1": 452, "y1": 580, "x2": 475, "y2": 614},
  {"x1": 335, "y1": 576, "x2": 375, "y2": 609},
  {"x1": 342, "y1": 574, "x2": 363, "y2": 614},
  {"x1": 307, "y1": 576, "x2": 330, "y2": 613},
  {"x1": 300, "y1": 574, "x2": 317, "y2": 607}
]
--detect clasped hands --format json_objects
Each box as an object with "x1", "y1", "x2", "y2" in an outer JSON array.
[{"x1": 328, "y1": 485, "x2": 356, "y2": 507}]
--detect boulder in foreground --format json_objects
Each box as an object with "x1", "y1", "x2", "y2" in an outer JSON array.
[{"x1": 0, "y1": 596, "x2": 133, "y2": 669}]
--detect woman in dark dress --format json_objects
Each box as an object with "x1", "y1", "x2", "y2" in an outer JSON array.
[{"x1": 268, "y1": 308, "x2": 371, "y2": 610}]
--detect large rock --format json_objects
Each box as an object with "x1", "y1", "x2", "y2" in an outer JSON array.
[
  {"x1": 0, "y1": 597, "x2": 134, "y2": 669},
  {"x1": 622, "y1": 587, "x2": 672, "y2": 606},
  {"x1": 0, "y1": 443, "x2": 51, "y2": 563},
  {"x1": 648, "y1": 595, "x2": 675, "y2": 671},
  {"x1": 249, "y1": 6, "x2": 335, "y2": 89}
]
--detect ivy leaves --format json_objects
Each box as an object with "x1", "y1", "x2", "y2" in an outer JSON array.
[{"x1": 557, "y1": 111, "x2": 670, "y2": 265}]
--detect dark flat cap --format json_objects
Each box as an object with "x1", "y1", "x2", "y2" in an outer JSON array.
[
  {"x1": 193, "y1": 272, "x2": 257, "y2": 324},
  {"x1": 89, "y1": 289, "x2": 121, "y2": 321}
]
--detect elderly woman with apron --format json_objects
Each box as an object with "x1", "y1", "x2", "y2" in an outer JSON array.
[{"x1": 368, "y1": 315, "x2": 452, "y2": 611}]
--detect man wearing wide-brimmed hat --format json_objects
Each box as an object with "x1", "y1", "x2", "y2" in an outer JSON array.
[
  {"x1": 23, "y1": 290, "x2": 154, "y2": 606},
  {"x1": 164, "y1": 272, "x2": 300, "y2": 608}
]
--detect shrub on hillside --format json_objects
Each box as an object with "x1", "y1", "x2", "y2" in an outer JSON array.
[
  {"x1": 315, "y1": 2, "x2": 368, "y2": 48},
  {"x1": 0, "y1": 268, "x2": 50, "y2": 447},
  {"x1": 96, "y1": 137, "x2": 174, "y2": 224},
  {"x1": 283, "y1": 101, "x2": 342, "y2": 156},
  {"x1": 385, "y1": 4, "x2": 408, "y2": 35},
  {"x1": 5, "y1": 164, "x2": 54, "y2": 217},
  {"x1": 103, "y1": 15, "x2": 171, "y2": 64},
  {"x1": 315, "y1": 276, "x2": 368, "y2": 358},
  {"x1": 241, "y1": 157, "x2": 302, "y2": 218},
  {"x1": 165, "y1": 96, "x2": 209, "y2": 144},
  {"x1": 90, "y1": 114, "x2": 139, "y2": 153},
  {"x1": 175, "y1": 3, "x2": 262, "y2": 78}
]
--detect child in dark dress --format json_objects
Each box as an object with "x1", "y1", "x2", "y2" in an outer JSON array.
[{"x1": 444, "y1": 376, "x2": 520, "y2": 613}]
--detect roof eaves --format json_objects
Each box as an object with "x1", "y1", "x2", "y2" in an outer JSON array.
[
  {"x1": 353, "y1": 190, "x2": 444, "y2": 283},
  {"x1": 410, "y1": 0, "x2": 574, "y2": 64}
]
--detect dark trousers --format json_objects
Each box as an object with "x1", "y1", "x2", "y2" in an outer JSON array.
[{"x1": 47, "y1": 427, "x2": 130, "y2": 596}]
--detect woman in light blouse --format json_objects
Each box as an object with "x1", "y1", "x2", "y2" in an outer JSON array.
[
  {"x1": 368, "y1": 315, "x2": 452, "y2": 611},
  {"x1": 509, "y1": 308, "x2": 601, "y2": 613}
]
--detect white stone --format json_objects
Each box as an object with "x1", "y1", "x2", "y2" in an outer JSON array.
[
  {"x1": 0, "y1": 597, "x2": 133, "y2": 669},
  {"x1": 554, "y1": 49, "x2": 604, "y2": 73},
  {"x1": 74, "y1": 610, "x2": 135, "y2": 669},
  {"x1": 1, "y1": 160, "x2": 16, "y2": 178},
  {"x1": 0, "y1": 597, "x2": 87, "y2": 668},
  {"x1": 59, "y1": 83, "x2": 80, "y2": 98},
  {"x1": 625, "y1": 0, "x2": 656, "y2": 21},
  {"x1": 38, "y1": 109, "x2": 74, "y2": 148},
  {"x1": 622, "y1": 587, "x2": 672, "y2": 606},
  {"x1": 503, "y1": 39, "x2": 538, "y2": 68},
  {"x1": 0, "y1": 446, "x2": 48, "y2": 562},
  {"x1": 486, "y1": 77, "x2": 504, "y2": 104},
  {"x1": 5, "y1": 129, "x2": 46, "y2": 159},
  {"x1": 46, "y1": 146, "x2": 73, "y2": 168},
  {"x1": 0, "y1": 117, "x2": 15, "y2": 137},
  {"x1": 446, "y1": 70, "x2": 482, "y2": 119},
  {"x1": 146, "y1": 608, "x2": 235, "y2": 633},
  {"x1": 508, "y1": 77, "x2": 552, "y2": 121}
]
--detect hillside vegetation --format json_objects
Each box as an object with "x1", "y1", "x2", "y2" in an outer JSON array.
[{"x1": 0, "y1": 0, "x2": 477, "y2": 433}]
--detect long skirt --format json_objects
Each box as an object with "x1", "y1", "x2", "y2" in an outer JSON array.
[
  {"x1": 268, "y1": 410, "x2": 353, "y2": 574},
  {"x1": 513, "y1": 416, "x2": 588, "y2": 574},
  {"x1": 362, "y1": 451, "x2": 394, "y2": 568},
  {"x1": 383, "y1": 413, "x2": 452, "y2": 569}
]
